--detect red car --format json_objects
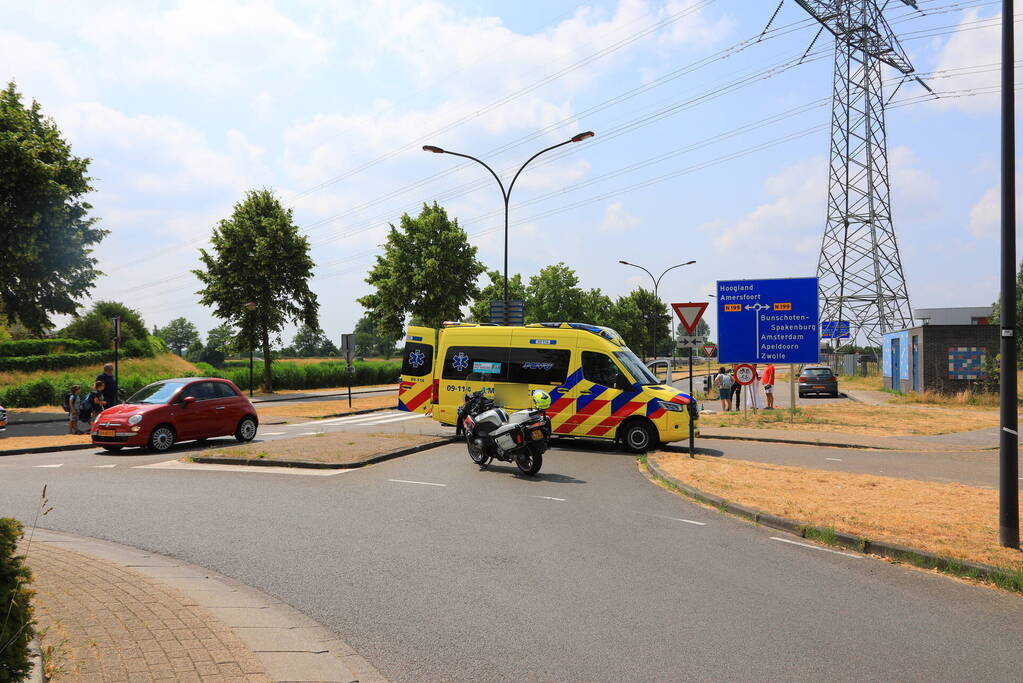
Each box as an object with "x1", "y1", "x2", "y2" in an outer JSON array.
[{"x1": 91, "y1": 378, "x2": 258, "y2": 453}]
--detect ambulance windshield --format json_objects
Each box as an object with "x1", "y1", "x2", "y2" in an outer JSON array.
[{"x1": 613, "y1": 349, "x2": 659, "y2": 385}]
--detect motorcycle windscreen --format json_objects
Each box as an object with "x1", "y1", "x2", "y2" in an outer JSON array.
[{"x1": 398, "y1": 326, "x2": 437, "y2": 413}]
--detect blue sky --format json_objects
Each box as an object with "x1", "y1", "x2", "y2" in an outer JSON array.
[{"x1": 2, "y1": 0, "x2": 1014, "y2": 345}]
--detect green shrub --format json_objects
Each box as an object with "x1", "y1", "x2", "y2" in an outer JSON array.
[
  {"x1": 0, "y1": 350, "x2": 110, "y2": 372},
  {"x1": 0, "y1": 518, "x2": 35, "y2": 683},
  {"x1": 0, "y1": 338, "x2": 100, "y2": 357}
]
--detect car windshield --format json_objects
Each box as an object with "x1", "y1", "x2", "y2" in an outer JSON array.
[
  {"x1": 803, "y1": 368, "x2": 833, "y2": 377},
  {"x1": 126, "y1": 381, "x2": 187, "y2": 404},
  {"x1": 613, "y1": 349, "x2": 660, "y2": 385}
]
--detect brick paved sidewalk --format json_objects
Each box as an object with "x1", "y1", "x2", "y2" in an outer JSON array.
[{"x1": 28, "y1": 543, "x2": 271, "y2": 682}]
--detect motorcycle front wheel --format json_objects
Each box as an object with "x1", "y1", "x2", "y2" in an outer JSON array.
[
  {"x1": 515, "y1": 446, "x2": 543, "y2": 476},
  {"x1": 466, "y1": 435, "x2": 489, "y2": 465}
]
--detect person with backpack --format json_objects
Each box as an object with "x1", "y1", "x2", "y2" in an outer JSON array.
[
  {"x1": 79, "y1": 380, "x2": 107, "y2": 428},
  {"x1": 96, "y1": 363, "x2": 118, "y2": 407},
  {"x1": 713, "y1": 367, "x2": 734, "y2": 412},
  {"x1": 64, "y1": 384, "x2": 83, "y2": 434}
]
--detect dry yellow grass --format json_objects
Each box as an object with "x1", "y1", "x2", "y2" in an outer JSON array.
[
  {"x1": 708, "y1": 401, "x2": 1000, "y2": 436},
  {"x1": 205, "y1": 430, "x2": 437, "y2": 464},
  {"x1": 0, "y1": 433, "x2": 90, "y2": 451},
  {"x1": 256, "y1": 394, "x2": 397, "y2": 421},
  {"x1": 651, "y1": 452, "x2": 1023, "y2": 570}
]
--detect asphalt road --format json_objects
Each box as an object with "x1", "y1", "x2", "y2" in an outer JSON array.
[{"x1": 3, "y1": 441, "x2": 1023, "y2": 681}]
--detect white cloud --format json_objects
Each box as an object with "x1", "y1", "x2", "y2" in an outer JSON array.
[
  {"x1": 968, "y1": 185, "x2": 999, "y2": 237},
  {"x1": 600, "y1": 201, "x2": 641, "y2": 232},
  {"x1": 664, "y1": 0, "x2": 735, "y2": 48},
  {"x1": 0, "y1": 31, "x2": 85, "y2": 100},
  {"x1": 929, "y1": 8, "x2": 1019, "y2": 114}
]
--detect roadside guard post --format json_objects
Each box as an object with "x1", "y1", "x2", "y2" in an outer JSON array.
[
  {"x1": 341, "y1": 333, "x2": 356, "y2": 408},
  {"x1": 716, "y1": 278, "x2": 819, "y2": 418}
]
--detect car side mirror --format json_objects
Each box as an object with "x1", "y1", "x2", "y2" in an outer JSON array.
[{"x1": 182, "y1": 396, "x2": 196, "y2": 407}]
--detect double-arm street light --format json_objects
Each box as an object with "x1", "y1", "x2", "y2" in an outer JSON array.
[
  {"x1": 618, "y1": 260, "x2": 696, "y2": 360},
  {"x1": 423, "y1": 131, "x2": 595, "y2": 303}
]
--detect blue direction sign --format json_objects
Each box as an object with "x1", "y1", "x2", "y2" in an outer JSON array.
[
  {"x1": 821, "y1": 320, "x2": 851, "y2": 339},
  {"x1": 716, "y1": 277, "x2": 819, "y2": 363}
]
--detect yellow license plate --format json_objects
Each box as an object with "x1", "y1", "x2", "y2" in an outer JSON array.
[
  {"x1": 532, "y1": 429, "x2": 544, "y2": 440},
  {"x1": 98, "y1": 430, "x2": 115, "y2": 437},
  {"x1": 814, "y1": 385, "x2": 826, "y2": 389}
]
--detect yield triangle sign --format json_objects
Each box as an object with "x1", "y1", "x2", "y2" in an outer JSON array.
[
  {"x1": 671, "y1": 302, "x2": 709, "y2": 335},
  {"x1": 702, "y1": 344, "x2": 715, "y2": 357}
]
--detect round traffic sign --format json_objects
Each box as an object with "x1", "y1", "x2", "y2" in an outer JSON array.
[{"x1": 734, "y1": 363, "x2": 757, "y2": 385}]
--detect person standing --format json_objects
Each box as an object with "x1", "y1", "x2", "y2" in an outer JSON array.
[
  {"x1": 745, "y1": 363, "x2": 763, "y2": 411},
  {"x1": 762, "y1": 362, "x2": 776, "y2": 409},
  {"x1": 714, "y1": 367, "x2": 734, "y2": 412},
  {"x1": 65, "y1": 384, "x2": 82, "y2": 434},
  {"x1": 81, "y1": 380, "x2": 107, "y2": 428},
  {"x1": 96, "y1": 363, "x2": 118, "y2": 407},
  {"x1": 729, "y1": 364, "x2": 742, "y2": 410}
]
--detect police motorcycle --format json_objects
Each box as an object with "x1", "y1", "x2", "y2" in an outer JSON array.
[{"x1": 456, "y1": 389, "x2": 552, "y2": 476}]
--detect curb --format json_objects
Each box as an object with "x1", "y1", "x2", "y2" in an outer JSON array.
[
  {"x1": 26, "y1": 637, "x2": 43, "y2": 683},
  {"x1": 0, "y1": 443, "x2": 97, "y2": 457},
  {"x1": 190, "y1": 437, "x2": 456, "y2": 469},
  {"x1": 693, "y1": 434, "x2": 889, "y2": 450},
  {"x1": 644, "y1": 454, "x2": 1018, "y2": 590}
]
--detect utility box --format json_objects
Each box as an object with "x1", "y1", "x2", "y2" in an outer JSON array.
[{"x1": 881, "y1": 324, "x2": 999, "y2": 393}]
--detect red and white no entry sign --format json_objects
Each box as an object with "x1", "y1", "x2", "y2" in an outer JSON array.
[{"x1": 734, "y1": 363, "x2": 757, "y2": 385}]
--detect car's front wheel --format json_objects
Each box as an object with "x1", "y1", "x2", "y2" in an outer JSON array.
[
  {"x1": 148, "y1": 425, "x2": 176, "y2": 453},
  {"x1": 621, "y1": 419, "x2": 657, "y2": 453},
  {"x1": 235, "y1": 416, "x2": 257, "y2": 442}
]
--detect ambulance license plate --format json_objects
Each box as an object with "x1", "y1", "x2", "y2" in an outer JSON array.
[
  {"x1": 98, "y1": 430, "x2": 115, "y2": 437},
  {"x1": 532, "y1": 429, "x2": 544, "y2": 440}
]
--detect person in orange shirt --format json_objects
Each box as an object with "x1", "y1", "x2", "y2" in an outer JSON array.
[{"x1": 762, "y1": 362, "x2": 776, "y2": 409}]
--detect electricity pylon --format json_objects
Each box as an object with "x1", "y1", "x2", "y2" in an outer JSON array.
[{"x1": 796, "y1": 0, "x2": 917, "y2": 348}]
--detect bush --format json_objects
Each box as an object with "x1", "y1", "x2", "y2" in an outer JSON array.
[
  {"x1": 0, "y1": 350, "x2": 110, "y2": 372},
  {"x1": 0, "y1": 518, "x2": 35, "y2": 683},
  {"x1": 0, "y1": 338, "x2": 100, "y2": 357},
  {"x1": 219, "y1": 360, "x2": 400, "y2": 391}
]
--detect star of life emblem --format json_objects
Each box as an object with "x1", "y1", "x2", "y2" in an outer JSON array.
[
  {"x1": 452, "y1": 352, "x2": 470, "y2": 372},
  {"x1": 408, "y1": 349, "x2": 426, "y2": 369}
]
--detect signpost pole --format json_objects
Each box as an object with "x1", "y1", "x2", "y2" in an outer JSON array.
[
  {"x1": 688, "y1": 351, "x2": 693, "y2": 398},
  {"x1": 347, "y1": 365, "x2": 353, "y2": 409},
  {"x1": 688, "y1": 409, "x2": 695, "y2": 458},
  {"x1": 789, "y1": 363, "x2": 797, "y2": 421}
]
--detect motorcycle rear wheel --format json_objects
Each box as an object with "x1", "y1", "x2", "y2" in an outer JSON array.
[
  {"x1": 466, "y1": 435, "x2": 489, "y2": 465},
  {"x1": 516, "y1": 447, "x2": 543, "y2": 476}
]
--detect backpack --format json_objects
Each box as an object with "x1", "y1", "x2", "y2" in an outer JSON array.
[
  {"x1": 719, "y1": 373, "x2": 734, "y2": 390},
  {"x1": 79, "y1": 393, "x2": 93, "y2": 416},
  {"x1": 62, "y1": 393, "x2": 72, "y2": 413}
]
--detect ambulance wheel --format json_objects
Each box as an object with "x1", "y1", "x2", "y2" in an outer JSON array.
[
  {"x1": 621, "y1": 419, "x2": 656, "y2": 453},
  {"x1": 516, "y1": 448, "x2": 543, "y2": 476}
]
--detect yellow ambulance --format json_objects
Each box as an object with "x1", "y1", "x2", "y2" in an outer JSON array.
[{"x1": 397, "y1": 322, "x2": 697, "y2": 452}]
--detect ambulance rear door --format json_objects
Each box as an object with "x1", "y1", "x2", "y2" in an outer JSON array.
[{"x1": 398, "y1": 326, "x2": 437, "y2": 413}]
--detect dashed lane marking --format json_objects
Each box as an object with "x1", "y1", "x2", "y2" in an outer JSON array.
[
  {"x1": 93, "y1": 464, "x2": 117, "y2": 468},
  {"x1": 770, "y1": 536, "x2": 861, "y2": 558},
  {"x1": 635, "y1": 511, "x2": 707, "y2": 526},
  {"x1": 299, "y1": 432, "x2": 323, "y2": 436},
  {"x1": 133, "y1": 459, "x2": 349, "y2": 476},
  {"x1": 353, "y1": 414, "x2": 425, "y2": 426},
  {"x1": 34, "y1": 464, "x2": 63, "y2": 468},
  {"x1": 530, "y1": 495, "x2": 566, "y2": 502},
  {"x1": 260, "y1": 432, "x2": 286, "y2": 435},
  {"x1": 825, "y1": 457, "x2": 843, "y2": 462},
  {"x1": 388, "y1": 478, "x2": 446, "y2": 487}
]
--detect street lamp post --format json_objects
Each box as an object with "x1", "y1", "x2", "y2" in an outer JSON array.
[
  {"x1": 244, "y1": 302, "x2": 257, "y2": 397},
  {"x1": 618, "y1": 260, "x2": 696, "y2": 364},
  {"x1": 423, "y1": 132, "x2": 595, "y2": 305}
]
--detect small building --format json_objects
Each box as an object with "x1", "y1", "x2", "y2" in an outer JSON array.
[
  {"x1": 913, "y1": 306, "x2": 993, "y2": 326},
  {"x1": 882, "y1": 324, "x2": 998, "y2": 393}
]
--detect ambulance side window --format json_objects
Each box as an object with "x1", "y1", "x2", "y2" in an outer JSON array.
[
  {"x1": 401, "y1": 342, "x2": 434, "y2": 377},
  {"x1": 441, "y1": 346, "x2": 509, "y2": 381},
  {"x1": 581, "y1": 351, "x2": 631, "y2": 390},
  {"x1": 507, "y1": 348, "x2": 570, "y2": 385}
]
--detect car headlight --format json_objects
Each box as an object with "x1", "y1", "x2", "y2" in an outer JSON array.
[
  {"x1": 658, "y1": 400, "x2": 684, "y2": 412},
  {"x1": 127, "y1": 414, "x2": 143, "y2": 425}
]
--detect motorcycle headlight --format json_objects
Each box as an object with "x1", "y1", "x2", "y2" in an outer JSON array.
[
  {"x1": 127, "y1": 414, "x2": 143, "y2": 425},
  {"x1": 658, "y1": 400, "x2": 684, "y2": 412}
]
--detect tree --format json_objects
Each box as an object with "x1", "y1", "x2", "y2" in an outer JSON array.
[
  {"x1": 195, "y1": 189, "x2": 318, "y2": 392},
  {"x1": 524, "y1": 263, "x2": 589, "y2": 323},
  {"x1": 991, "y1": 258, "x2": 1023, "y2": 367},
  {"x1": 469, "y1": 270, "x2": 527, "y2": 323},
  {"x1": 62, "y1": 301, "x2": 150, "y2": 352},
  {"x1": 184, "y1": 340, "x2": 205, "y2": 363},
  {"x1": 292, "y1": 325, "x2": 329, "y2": 357},
  {"x1": 205, "y1": 324, "x2": 236, "y2": 356},
  {"x1": 358, "y1": 202, "x2": 484, "y2": 339},
  {"x1": 608, "y1": 288, "x2": 671, "y2": 359},
  {"x1": 354, "y1": 315, "x2": 398, "y2": 358},
  {"x1": 157, "y1": 317, "x2": 200, "y2": 356},
  {"x1": 0, "y1": 82, "x2": 107, "y2": 331}
]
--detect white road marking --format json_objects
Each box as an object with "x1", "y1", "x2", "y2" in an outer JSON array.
[
  {"x1": 93, "y1": 464, "x2": 117, "y2": 468},
  {"x1": 825, "y1": 457, "x2": 843, "y2": 462},
  {"x1": 388, "y1": 478, "x2": 446, "y2": 487},
  {"x1": 770, "y1": 536, "x2": 861, "y2": 558},
  {"x1": 316, "y1": 412, "x2": 403, "y2": 425},
  {"x1": 299, "y1": 432, "x2": 323, "y2": 436},
  {"x1": 133, "y1": 459, "x2": 348, "y2": 477},
  {"x1": 530, "y1": 495, "x2": 566, "y2": 502},
  {"x1": 355, "y1": 414, "x2": 425, "y2": 426},
  {"x1": 260, "y1": 432, "x2": 286, "y2": 436},
  {"x1": 635, "y1": 511, "x2": 706, "y2": 526},
  {"x1": 34, "y1": 464, "x2": 63, "y2": 468}
]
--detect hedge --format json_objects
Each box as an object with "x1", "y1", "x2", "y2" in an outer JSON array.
[
  {"x1": 0, "y1": 338, "x2": 100, "y2": 357},
  {"x1": 0, "y1": 369, "x2": 209, "y2": 408},
  {"x1": 0, "y1": 350, "x2": 110, "y2": 372},
  {"x1": 0, "y1": 518, "x2": 34, "y2": 683}
]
